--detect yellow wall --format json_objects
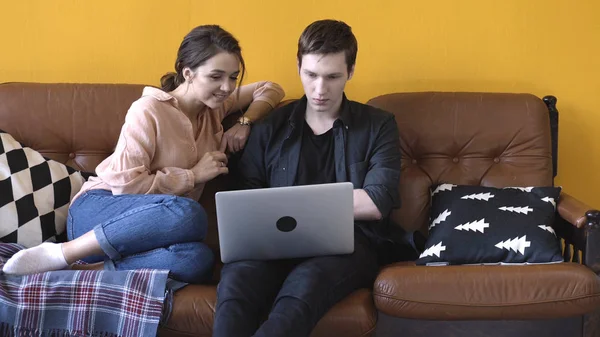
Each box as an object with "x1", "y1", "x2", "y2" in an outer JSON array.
[{"x1": 1, "y1": 0, "x2": 599, "y2": 208}]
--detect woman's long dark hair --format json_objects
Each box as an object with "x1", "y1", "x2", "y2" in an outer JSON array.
[{"x1": 160, "y1": 25, "x2": 246, "y2": 92}]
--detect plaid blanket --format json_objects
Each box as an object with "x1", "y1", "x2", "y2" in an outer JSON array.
[{"x1": 0, "y1": 243, "x2": 170, "y2": 337}]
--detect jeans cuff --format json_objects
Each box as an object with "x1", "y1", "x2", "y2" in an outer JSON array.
[
  {"x1": 103, "y1": 257, "x2": 116, "y2": 271},
  {"x1": 93, "y1": 225, "x2": 121, "y2": 260}
]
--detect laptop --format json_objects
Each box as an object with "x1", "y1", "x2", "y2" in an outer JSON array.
[{"x1": 215, "y1": 182, "x2": 354, "y2": 263}]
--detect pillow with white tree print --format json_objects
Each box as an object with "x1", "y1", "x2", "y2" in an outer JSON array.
[{"x1": 416, "y1": 184, "x2": 563, "y2": 266}]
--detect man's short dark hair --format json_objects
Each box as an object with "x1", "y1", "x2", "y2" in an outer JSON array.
[{"x1": 297, "y1": 20, "x2": 358, "y2": 74}]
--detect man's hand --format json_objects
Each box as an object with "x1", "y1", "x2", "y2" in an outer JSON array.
[{"x1": 222, "y1": 124, "x2": 251, "y2": 153}]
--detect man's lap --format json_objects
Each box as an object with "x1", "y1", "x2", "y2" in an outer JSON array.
[{"x1": 218, "y1": 230, "x2": 378, "y2": 302}]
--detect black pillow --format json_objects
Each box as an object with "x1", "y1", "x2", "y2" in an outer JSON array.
[{"x1": 416, "y1": 184, "x2": 563, "y2": 266}]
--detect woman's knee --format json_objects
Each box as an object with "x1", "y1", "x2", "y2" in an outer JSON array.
[
  {"x1": 168, "y1": 242, "x2": 215, "y2": 284},
  {"x1": 66, "y1": 192, "x2": 99, "y2": 241},
  {"x1": 170, "y1": 197, "x2": 208, "y2": 240}
]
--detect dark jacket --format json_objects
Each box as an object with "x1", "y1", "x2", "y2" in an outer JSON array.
[{"x1": 237, "y1": 94, "x2": 412, "y2": 260}]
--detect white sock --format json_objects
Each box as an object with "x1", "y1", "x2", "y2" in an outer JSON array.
[{"x1": 2, "y1": 242, "x2": 69, "y2": 275}]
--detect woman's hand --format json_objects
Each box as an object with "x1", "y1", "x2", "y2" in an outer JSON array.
[
  {"x1": 191, "y1": 150, "x2": 229, "y2": 184},
  {"x1": 222, "y1": 123, "x2": 251, "y2": 153}
]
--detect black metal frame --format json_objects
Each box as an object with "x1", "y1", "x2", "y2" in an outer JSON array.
[
  {"x1": 542, "y1": 95, "x2": 600, "y2": 270},
  {"x1": 543, "y1": 96, "x2": 559, "y2": 179},
  {"x1": 542, "y1": 95, "x2": 600, "y2": 337}
]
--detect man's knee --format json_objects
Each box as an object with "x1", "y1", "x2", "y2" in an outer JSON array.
[
  {"x1": 218, "y1": 261, "x2": 276, "y2": 300},
  {"x1": 278, "y1": 256, "x2": 370, "y2": 304},
  {"x1": 221, "y1": 260, "x2": 274, "y2": 279},
  {"x1": 277, "y1": 266, "x2": 329, "y2": 301}
]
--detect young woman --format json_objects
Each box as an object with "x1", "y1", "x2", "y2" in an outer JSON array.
[{"x1": 2, "y1": 25, "x2": 285, "y2": 284}]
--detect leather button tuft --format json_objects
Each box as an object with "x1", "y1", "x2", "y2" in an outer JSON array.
[
  {"x1": 69, "y1": 153, "x2": 76, "y2": 159},
  {"x1": 452, "y1": 157, "x2": 459, "y2": 163},
  {"x1": 494, "y1": 157, "x2": 500, "y2": 163},
  {"x1": 412, "y1": 159, "x2": 417, "y2": 164}
]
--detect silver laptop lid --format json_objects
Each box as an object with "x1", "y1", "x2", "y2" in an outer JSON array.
[{"x1": 215, "y1": 182, "x2": 354, "y2": 263}]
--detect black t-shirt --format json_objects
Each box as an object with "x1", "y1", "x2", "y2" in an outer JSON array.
[{"x1": 295, "y1": 120, "x2": 336, "y2": 185}]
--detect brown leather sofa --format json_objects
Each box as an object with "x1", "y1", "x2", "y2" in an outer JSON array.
[
  {"x1": 1, "y1": 82, "x2": 599, "y2": 337},
  {"x1": 0, "y1": 82, "x2": 376, "y2": 337},
  {"x1": 367, "y1": 92, "x2": 600, "y2": 337}
]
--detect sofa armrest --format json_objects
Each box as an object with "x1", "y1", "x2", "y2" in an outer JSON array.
[
  {"x1": 558, "y1": 193, "x2": 593, "y2": 228},
  {"x1": 554, "y1": 193, "x2": 600, "y2": 274},
  {"x1": 583, "y1": 210, "x2": 600, "y2": 274}
]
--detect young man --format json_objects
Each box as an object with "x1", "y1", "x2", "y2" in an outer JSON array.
[{"x1": 213, "y1": 19, "x2": 402, "y2": 337}]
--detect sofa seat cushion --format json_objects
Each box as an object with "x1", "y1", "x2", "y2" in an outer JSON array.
[
  {"x1": 158, "y1": 285, "x2": 216, "y2": 337},
  {"x1": 311, "y1": 288, "x2": 377, "y2": 337},
  {"x1": 158, "y1": 286, "x2": 376, "y2": 337},
  {"x1": 373, "y1": 262, "x2": 600, "y2": 320}
]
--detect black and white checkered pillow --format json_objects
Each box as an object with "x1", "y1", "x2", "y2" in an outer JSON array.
[
  {"x1": 0, "y1": 130, "x2": 86, "y2": 248},
  {"x1": 416, "y1": 184, "x2": 563, "y2": 266}
]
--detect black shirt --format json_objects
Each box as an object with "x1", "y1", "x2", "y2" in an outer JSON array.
[
  {"x1": 295, "y1": 120, "x2": 336, "y2": 185},
  {"x1": 238, "y1": 94, "x2": 402, "y2": 246}
]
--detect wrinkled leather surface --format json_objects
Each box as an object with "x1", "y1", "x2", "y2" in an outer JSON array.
[
  {"x1": 0, "y1": 82, "x2": 144, "y2": 172},
  {"x1": 559, "y1": 192, "x2": 594, "y2": 228},
  {"x1": 158, "y1": 285, "x2": 216, "y2": 337},
  {"x1": 367, "y1": 92, "x2": 554, "y2": 235},
  {"x1": 311, "y1": 289, "x2": 377, "y2": 337},
  {"x1": 374, "y1": 262, "x2": 600, "y2": 320}
]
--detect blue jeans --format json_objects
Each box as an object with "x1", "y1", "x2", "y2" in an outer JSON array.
[
  {"x1": 213, "y1": 230, "x2": 378, "y2": 337},
  {"x1": 67, "y1": 189, "x2": 215, "y2": 284}
]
